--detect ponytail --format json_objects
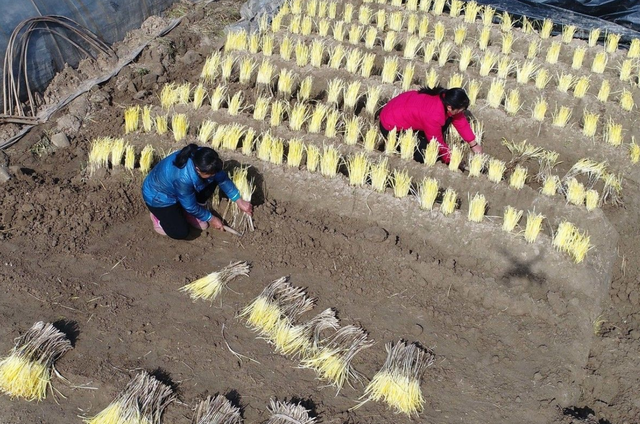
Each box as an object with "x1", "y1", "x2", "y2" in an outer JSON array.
[
  {"x1": 418, "y1": 86, "x2": 470, "y2": 110},
  {"x1": 418, "y1": 86, "x2": 447, "y2": 96},
  {"x1": 174, "y1": 144, "x2": 200, "y2": 168},
  {"x1": 174, "y1": 143, "x2": 223, "y2": 174}
]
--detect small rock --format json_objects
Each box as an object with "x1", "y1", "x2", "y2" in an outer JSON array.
[
  {"x1": 134, "y1": 90, "x2": 149, "y2": 100},
  {"x1": 363, "y1": 226, "x2": 388, "y2": 242},
  {"x1": 141, "y1": 73, "x2": 158, "y2": 89},
  {"x1": 179, "y1": 50, "x2": 202, "y2": 66},
  {"x1": 50, "y1": 132, "x2": 70, "y2": 148},
  {"x1": 0, "y1": 166, "x2": 10, "y2": 183},
  {"x1": 56, "y1": 114, "x2": 81, "y2": 133}
]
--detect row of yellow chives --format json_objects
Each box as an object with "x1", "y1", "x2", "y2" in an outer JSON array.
[
  {"x1": 265, "y1": 3, "x2": 636, "y2": 88},
  {"x1": 210, "y1": 50, "x2": 634, "y2": 147},
  {"x1": 206, "y1": 44, "x2": 634, "y2": 156},
  {"x1": 140, "y1": 77, "x2": 624, "y2": 208},
  {"x1": 88, "y1": 137, "x2": 156, "y2": 175}
]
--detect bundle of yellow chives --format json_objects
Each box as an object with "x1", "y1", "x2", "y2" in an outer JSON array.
[
  {"x1": 88, "y1": 137, "x2": 113, "y2": 173},
  {"x1": 124, "y1": 106, "x2": 140, "y2": 134},
  {"x1": 180, "y1": 261, "x2": 250, "y2": 302},
  {"x1": 524, "y1": 211, "x2": 544, "y2": 243},
  {"x1": 356, "y1": 341, "x2": 434, "y2": 416},
  {"x1": 509, "y1": 165, "x2": 528, "y2": 189},
  {"x1": 417, "y1": 177, "x2": 438, "y2": 210},
  {"x1": 448, "y1": 145, "x2": 463, "y2": 171},
  {"x1": 346, "y1": 153, "x2": 370, "y2": 187},
  {"x1": 171, "y1": 114, "x2": 189, "y2": 141},
  {"x1": 553, "y1": 221, "x2": 576, "y2": 253},
  {"x1": 159, "y1": 83, "x2": 178, "y2": 110},
  {"x1": 0, "y1": 322, "x2": 72, "y2": 401},
  {"x1": 286, "y1": 138, "x2": 305, "y2": 168},
  {"x1": 629, "y1": 139, "x2": 640, "y2": 163},
  {"x1": 468, "y1": 154, "x2": 486, "y2": 177},
  {"x1": 565, "y1": 177, "x2": 585, "y2": 206},
  {"x1": 468, "y1": 193, "x2": 487, "y2": 222},
  {"x1": 570, "y1": 230, "x2": 592, "y2": 263},
  {"x1": 502, "y1": 206, "x2": 523, "y2": 232},
  {"x1": 300, "y1": 325, "x2": 373, "y2": 391},
  {"x1": 306, "y1": 145, "x2": 321, "y2": 172},
  {"x1": 423, "y1": 138, "x2": 440, "y2": 166},
  {"x1": 139, "y1": 145, "x2": 155, "y2": 175},
  {"x1": 370, "y1": 159, "x2": 389, "y2": 193},
  {"x1": 487, "y1": 158, "x2": 505, "y2": 183},
  {"x1": 440, "y1": 188, "x2": 457, "y2": 215},
  {"x1": 124, "y1": 144, "x2": 136, "y2": 171},
  {"x1": 239, "y1": 278, "x2": 316, "y2": 354},
  {"x1": 384, "y1": 129, "x2": 398, "y2": 156},
  {"x1": 269, "y1": 138, "x2": 285, "y2": 165},
  {"x1": 242, "y1": 129, "x2": 256, "y2": 156},
  {"x1": 141, "y1": 105, "x2": 153, "y2": 132},
  {"x1": 110, "y1": 138, "x2": 126, "y2": 167},
  {"x1": 85, "y1": 371, "x2": 175, "y2": 424},
  {"x1": 363, "y1": 126, "x2": 379, "y2": 151},
  {"x1": 320, "y1": 145, "x2": 340, "y2": 177},
  {"x1": 399, "y1": 130, "x2": 417, "y2": 160},
  {"x1": 155, "y1": 115, "x2": 168, "y2": 135},
  {"x1": 391, "y1": 169, "x2": 411, "y2": 198},
  {"x1": 541, "y1": 175, "x2": 559, "y2": 196}
]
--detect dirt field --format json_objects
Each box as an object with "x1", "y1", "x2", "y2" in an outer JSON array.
[{"x1": 2, "y1": 0, "x2": 640, "y2": 423}]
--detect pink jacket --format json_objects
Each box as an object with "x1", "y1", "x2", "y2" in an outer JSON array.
[{"x1": 379, "y1": 90, "x2": 476, "y2": 163}]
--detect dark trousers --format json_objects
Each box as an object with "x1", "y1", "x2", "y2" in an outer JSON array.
[{"x1": 146, "y1": 181, "x2": 218, "y2": 240}]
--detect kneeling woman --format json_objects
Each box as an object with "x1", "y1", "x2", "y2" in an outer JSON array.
[
  {"x1": 142, "y1": 143, "x2": 253, "y2": 239},
  {"x1": 379, "y1": 86, "x2": 482, "y2": 164}
]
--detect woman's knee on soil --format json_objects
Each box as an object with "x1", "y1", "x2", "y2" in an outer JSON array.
[{"x1": 165, "y1": 226, "x2": 190, "y2": 240}]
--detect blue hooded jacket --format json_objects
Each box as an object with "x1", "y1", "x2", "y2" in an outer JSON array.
[{"x1": 142, "y1": 151, "x2": 240, "y2": 222}]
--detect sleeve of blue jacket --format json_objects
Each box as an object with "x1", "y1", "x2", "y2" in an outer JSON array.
[
  {"x1": 214, "y1": 170, "x2": 241, "y2": 202},
  {"x1": 175, "y1": 173, "x2": 213, "y2": 222}
]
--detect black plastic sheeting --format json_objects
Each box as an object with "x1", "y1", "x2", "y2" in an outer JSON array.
[
  {"x1": 0, "y1": 0, "x2": 181, "y2": 98},
  {"x1": 478, "y1": 0, "x2": 640, "y2": 40}
]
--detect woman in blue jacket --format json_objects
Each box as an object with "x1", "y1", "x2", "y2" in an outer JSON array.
[{"x1": 142, "y1": 143, "x2": 253, "y2": 239}]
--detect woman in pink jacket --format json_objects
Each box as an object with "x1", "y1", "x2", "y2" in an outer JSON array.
[{"x1": 379, "y1": 87, "x2": 483, "y2": 164}]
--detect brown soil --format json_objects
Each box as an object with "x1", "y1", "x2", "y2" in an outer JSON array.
[{"x1": 1, "y1": 1, "x2": 640, "y2": 423}]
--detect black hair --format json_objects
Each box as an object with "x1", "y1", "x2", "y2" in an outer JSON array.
[
  {"x1": 418, "y1": 86, "x2": 470, "y2": 110},
  {"x1": 174, "y1": 143, "x2": 223, "y2": 174}
]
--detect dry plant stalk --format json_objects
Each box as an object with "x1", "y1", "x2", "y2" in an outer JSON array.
[
  {"x1": 266, "y1": 399, "x2": 316, "y2": 424},
  {"x1": 180, "y1": 262, "x2": 250, "y2": 302},
  {"x1": 193, "y1": 395, "x2": 242, "y2": 424}
]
